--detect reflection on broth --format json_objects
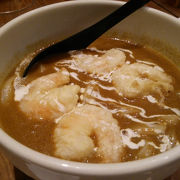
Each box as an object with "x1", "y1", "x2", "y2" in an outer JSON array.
[{"x1": 0, "y1": 37, "x2": 180, "y2": 163}]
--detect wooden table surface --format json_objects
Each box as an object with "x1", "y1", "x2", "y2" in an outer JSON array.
[{"x1": 0, "y1": 0, "x2": 180, "y2": 180}]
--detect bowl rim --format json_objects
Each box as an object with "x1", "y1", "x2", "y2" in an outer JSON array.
[{"x1": 0, "y1": 0, "x2": 180, "y2": 176}]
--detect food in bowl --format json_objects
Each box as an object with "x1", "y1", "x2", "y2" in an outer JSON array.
[{"x1": 0, "y1": 36, "x2": 180, "y2": 163}]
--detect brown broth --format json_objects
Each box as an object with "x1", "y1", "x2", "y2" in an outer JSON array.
[{"x1": 0, "y1": 37, "x2": 180, "y2": 162}]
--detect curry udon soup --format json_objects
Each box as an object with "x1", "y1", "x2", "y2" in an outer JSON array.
[{"x1": 0, "y1": 37, "x2": 180, "y2": 163}]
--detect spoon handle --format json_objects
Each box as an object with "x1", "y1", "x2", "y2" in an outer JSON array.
[
  {"x1": 23, "y1": 0, "x2": 151, "y2": 77},
  {"x1": 49, "y1": 0, "x2": 151, "y2": 51},
  {"x1": 68, "y1": 0, "x2": 151, "y2": 49}
]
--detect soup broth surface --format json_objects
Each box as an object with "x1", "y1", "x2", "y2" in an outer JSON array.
[{"x1": 0, "y1": 37, "x2": 180, "y2": 163}]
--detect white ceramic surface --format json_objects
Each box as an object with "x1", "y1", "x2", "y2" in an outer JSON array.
[{"x1": 0, "y1": 1, "x2": 180, "y2": 180}]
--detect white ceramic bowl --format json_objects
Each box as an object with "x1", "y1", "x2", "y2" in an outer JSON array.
[{"x1": 0, "y1": 1, "x2": 180, "y2": 180}]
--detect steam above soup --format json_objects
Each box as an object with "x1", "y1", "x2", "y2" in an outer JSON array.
[{"x1": 0, "y1": 37, "x2": 180, "y2": 163}]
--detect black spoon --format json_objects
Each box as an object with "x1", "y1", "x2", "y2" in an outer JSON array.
[{"x1": 23, "y1": 0, "x2": 151, "y2": 77}]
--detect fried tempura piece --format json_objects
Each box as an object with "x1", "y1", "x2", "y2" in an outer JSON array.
[
  {"x1": 72, "y1": 48, "x2": 126, "y2": 75},
  {"x1": 19, "y1": 69, "x2": 80, "y2": 121},
  {"x1": 112, "y1": 63, "x2": 173, "y2": 99},
  {"x1": 54, "y1": 104, "x2": 123, "y2": 162}
]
